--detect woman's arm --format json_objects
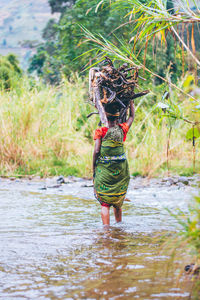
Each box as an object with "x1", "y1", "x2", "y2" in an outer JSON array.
[
  {"x1": 126, "y1": 100, "x2": 135, "y2": 128},
  {"x1": 93, "y1": 138, "x2": 101, "y2": 178}
]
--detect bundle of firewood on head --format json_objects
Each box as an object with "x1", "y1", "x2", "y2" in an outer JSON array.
[{"x1": 88, "y1": 57, "x2": 149, "y2": 127}]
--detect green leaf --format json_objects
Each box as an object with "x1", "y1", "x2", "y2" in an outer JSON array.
[
  {"x1": 183, "y1": 74, "x2": 195, "y2": 88},
  {"x1": 186, "y1": 127, "x2": 200, "y2": 140}
]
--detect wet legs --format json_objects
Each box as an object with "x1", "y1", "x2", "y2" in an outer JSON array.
[
  {"x1": 113, "y1": 207, "x2": 122, "y2": 223},
  {"x1": 101, "y1": 206, "x2": 110, "y2": 225},
  {"x1": 101, "y1": 206, "x2": 122, "y2": 225}
]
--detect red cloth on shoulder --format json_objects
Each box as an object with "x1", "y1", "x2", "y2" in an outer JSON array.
[
  {"x1": 119, "y1": 122, "x2": 129, "y2": 142},
  {"x1": 94, "y1": 127, "x2": 108, "y2": 140},
  {"x1": 94, "y1": 122, "x2": 129, "y2": 142}
]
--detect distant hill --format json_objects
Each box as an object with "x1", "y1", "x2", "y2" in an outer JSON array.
[{"x1": 0, "y1": 0, "x2": 59, "y2": 68}]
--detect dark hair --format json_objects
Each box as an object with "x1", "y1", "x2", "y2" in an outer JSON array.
[{"x1": 107, "y1": 115, "x2": 119, "y2": 122}]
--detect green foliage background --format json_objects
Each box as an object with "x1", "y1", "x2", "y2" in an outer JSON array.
[
  {"x1": 28, "y1": 0, "x2": 184, "y2": 85},
  {"x1": 0, "y1": 54, "x2": 22, "y2": 90},
  {"x1": 0, "y1": 0, "x2": 199, "y2": 179}
]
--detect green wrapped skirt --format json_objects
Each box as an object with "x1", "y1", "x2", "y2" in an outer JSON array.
[{"x1": 94, "y1": 127, "x2": 130, "y2": 208}]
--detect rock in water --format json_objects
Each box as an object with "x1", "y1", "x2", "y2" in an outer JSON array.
[{"x1": 57, "y1": 176, "x2": 65, "y2": 184}]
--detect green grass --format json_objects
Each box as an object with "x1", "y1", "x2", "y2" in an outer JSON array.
[{"x1": 0, "y1": 74, "x2": 199, "y2": 178}]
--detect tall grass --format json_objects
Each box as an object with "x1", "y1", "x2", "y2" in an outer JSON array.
[
  {"x1": 0, "y1": 75, "x2": 94, "y2": 177},
  {"x1": 0, "y1": 75, "x2": 199, "y2": 178}
]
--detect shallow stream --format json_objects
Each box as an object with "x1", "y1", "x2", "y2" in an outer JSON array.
[{"x1": 0, "y1": 177, "x2": 198, "y2": 299}]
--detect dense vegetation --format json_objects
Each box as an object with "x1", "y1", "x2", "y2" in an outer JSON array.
[
  {"x1": 0, "y1": 73, "x2": 199, "y2": 178},
  {"x1": 0, "y1": 0, "x2": 199, "y2": 178},
  {"x1": 0, "y1": 54, "x2": 22, "y2": 90},
  {"x1": 28, "y1": 0, "x2": 131, "y2": 83},
  {"x1": 28, "y1": 0, "x2": 188, "y2": 85}
]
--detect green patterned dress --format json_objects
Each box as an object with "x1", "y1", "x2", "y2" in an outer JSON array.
[{"x1": 94, "y1": 125, "x2": 130, "y2": 208}]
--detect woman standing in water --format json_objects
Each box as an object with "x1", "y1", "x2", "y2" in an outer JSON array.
[{"x1": 93, "y1": 101, "x2": 135, "y2": 225}]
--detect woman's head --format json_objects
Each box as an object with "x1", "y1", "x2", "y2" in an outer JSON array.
[{"x1": 106, "y1": 111, "x2": 120, "y2": 123}]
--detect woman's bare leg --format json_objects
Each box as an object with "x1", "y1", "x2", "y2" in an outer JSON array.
[
  {"x1": 101, "y1": 206, "x2": 110, "y2": 225},
  {"x1": 113, "y1": 207, "x2": 122, "y2": 223}
]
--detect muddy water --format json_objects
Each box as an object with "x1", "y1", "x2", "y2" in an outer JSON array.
[{"x1": 0, "y1": 177, "x2": 198, "y2": 299}]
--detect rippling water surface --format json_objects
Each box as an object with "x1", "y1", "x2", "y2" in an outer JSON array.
[{"x1": 0, "y1": 178, "x2": 197, "y2": 299}]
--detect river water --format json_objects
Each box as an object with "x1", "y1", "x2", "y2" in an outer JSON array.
[{"x1": 0, "y1": 177, "x2": 198, "y2": 299}]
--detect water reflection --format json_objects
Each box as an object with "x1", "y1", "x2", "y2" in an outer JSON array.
[{"x1": 0, "y1": 180, "x2": 195, "y2": 299}]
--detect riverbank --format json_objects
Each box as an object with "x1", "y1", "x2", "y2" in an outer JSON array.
[{"x1": 1, "y1": 174, "x2": 199, "y2": 194}]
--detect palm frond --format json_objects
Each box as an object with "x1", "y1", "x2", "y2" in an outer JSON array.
[
  {"x1": 81, "y1": 25, "x2": 141, "y2": 67},
  {"x1": 80, "y1": 25, "x2": 196, "y2": 100},
  {"x1": 97, "y1": 0, "x2": 200, "y2": 65}
]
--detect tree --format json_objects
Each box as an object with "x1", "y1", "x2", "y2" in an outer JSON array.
[
  {"x1": 0, "y1": 54, "x2": 22, "y2": 90},
  {"x1": 42, "y1": 19, "x2": 58, "y2": 41},
  {"x1": 48, "y1": 0, "x2": 76, "y2": 13},
  {"x1": 29, "y1": 0, "x2": 131, "y2": 82},
  {"x1": 28, "y1": 46, "x2": 47, "y2": 75},
  {"x1": 82, "y1": 0, "x2": 200, "y2": 86},
  {"x1": 6, "y1": 54, "x2": 22, "y2": 74}
]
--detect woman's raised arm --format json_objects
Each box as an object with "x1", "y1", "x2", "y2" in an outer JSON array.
[{"x1": 126, "y1": 100, "x2": 135, "y2": 128}]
